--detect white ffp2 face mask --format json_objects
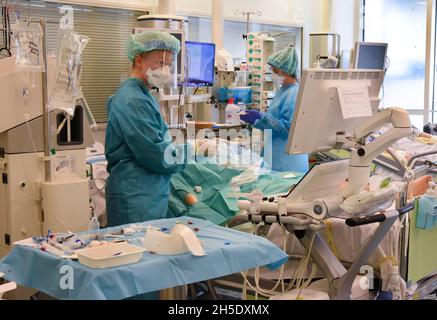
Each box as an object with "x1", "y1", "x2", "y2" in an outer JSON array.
[
  {"x1": 146, "y1": 66, "x2": 171, "y2": 88},
  {"x1": 271, "y1": 72, "x2": 285, "y2": 88}
]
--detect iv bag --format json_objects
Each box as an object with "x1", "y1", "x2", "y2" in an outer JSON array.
[
  {"x1": 12, "y1": 21, "x2": 45, "y2": 72},
  {"x1": 48, "y1": 29, "x2": 89, "y2": 117}
]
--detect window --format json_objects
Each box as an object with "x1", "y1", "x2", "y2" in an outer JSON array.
[{"x1": 363, "y1": 0, "x2": 427, "y2": 129}]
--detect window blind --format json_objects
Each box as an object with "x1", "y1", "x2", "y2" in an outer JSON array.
[
  {"x1": 1, "y1": 1, "x2": 303, "y2": 123},
  {"x1": 2, "y1": 0, "x2": 142, "y2": 123}
]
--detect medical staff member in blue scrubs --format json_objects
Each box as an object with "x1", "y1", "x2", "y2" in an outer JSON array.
[
  {"x1": 105, "y1": 31, "x2": 187, "y2": 227},
  {"x1": 240, "y1": 47, "x2": 309, "y2": 173}
]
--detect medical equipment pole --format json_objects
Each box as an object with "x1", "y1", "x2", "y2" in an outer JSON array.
[
  {"x1": 234, "y1": 10, "x2": 263, "y2": 36},
  {"x1": 212, "y1": 0, "x2": 224, "y2": 49},
  {"x1": 245, "y1": 12, "x2": 250, "y2": 35},
  {"x1": 157, "y1": 0, "x2": 175, "y2": 15},
  {"x1": 423, "y1": 0, "x2": 435, "y2": 125},
  {"x1": 40, "y1": 18, "x2": 52, "y2": 182}
]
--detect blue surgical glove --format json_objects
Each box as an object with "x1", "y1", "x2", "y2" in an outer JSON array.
[{"x1": 240, "y1": 110, "x2": 262, "y2": 125}]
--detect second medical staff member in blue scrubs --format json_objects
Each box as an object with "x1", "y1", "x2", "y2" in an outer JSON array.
[
  {"x1": 105, "y1": 31, "x2": 187, "y2": 227},
  {"x1": 240, "y1": 47, "x2": 309, "y2": 173}
]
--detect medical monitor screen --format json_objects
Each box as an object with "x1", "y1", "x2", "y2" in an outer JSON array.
[
  {"x1": 355, "y1": 42, "x2": 388, "y2": 70},
  {"x1": 185, "y1": 41, "x2": 216, "y2": 87}
]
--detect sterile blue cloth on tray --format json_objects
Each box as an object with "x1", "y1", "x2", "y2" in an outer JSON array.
[{"x1": 0, "y1": 217, "x2": 287, "y2": 300}]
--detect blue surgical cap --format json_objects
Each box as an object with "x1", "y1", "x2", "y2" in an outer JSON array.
[
  {"x1": 126, "y1": 30, "x2": 181, "y2": 61},
  {"x1": 268, "y1": 47, "x2": 299, "y2": 77}
]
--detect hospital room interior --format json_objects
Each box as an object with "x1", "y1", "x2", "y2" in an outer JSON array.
[{"x1": 1, "y1": 0, "x2": 437, "y2": 302}]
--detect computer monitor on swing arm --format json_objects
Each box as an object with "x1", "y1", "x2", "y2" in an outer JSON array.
[{"x1": 286, "y1": 69, "x2": 386, "y2": 155}]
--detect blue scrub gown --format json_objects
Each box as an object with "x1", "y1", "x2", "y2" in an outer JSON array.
[
  {"x1": 254, "y1": 83, "x2": 309, "y2": 173},
  {"x1": 105, "y1": 78, "x2": 186, "y2": 227}
]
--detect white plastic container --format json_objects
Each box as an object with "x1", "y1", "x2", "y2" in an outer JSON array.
[
  {"x1": 76, "y1": 242, "x2": 146, "y2": 269},
  {"x1": 88, "y1": 215, "x2": 100, "y2": 238},
  {"x1": 225, "y1": 98, "x2": 240, "y2": 126},
  {"x1": 385, "y1": 266, "x2": 406, "y2": 300},
  {"x1": 41, "y1": 177, "x2": 90, "y2": 234}
]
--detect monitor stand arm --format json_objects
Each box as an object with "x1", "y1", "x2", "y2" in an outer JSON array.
[
  {"x1": 300, "y1": 209, "x2": 400, "y2": 300},
  {"x1": 340, "y1": 108, "x2": 412, "y2": 198}
]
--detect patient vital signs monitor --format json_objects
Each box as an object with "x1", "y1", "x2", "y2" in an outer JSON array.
[
  {"x1": 354, "y1": 42, "x2": 388, "y2": 70},
  {"x1": 185, "y1": 41, "x2": 216, "y2": 87}
]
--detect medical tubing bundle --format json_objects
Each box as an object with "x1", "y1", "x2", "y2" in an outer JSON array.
[
  {"x1": 24, "y1": 113, "x2": 37, "y2": 153},
  {"x1": 240, "y1": 223, "x2": 317, "y2": 299},
  {"x1": 249, "y1": 224, "x2": 287, "y2": 298},
  {"x1": 180, "y1": 45, "x2": 192, "y2": 125},
  {"x1": 21, "y1": 75, "x2": 38, "y2": 152},
  {"x1": 47, "y1": 29, "x2": 89, "y2": 117},
  {"x1": 241, "y1": 225, "x2": 287, "y2": 300},
  {"x1": 281, "y1": 232, "x2": 317, "y2": 296},
  {"x1": 89, "y1": 178, "x2": 107, "y2": 197}
]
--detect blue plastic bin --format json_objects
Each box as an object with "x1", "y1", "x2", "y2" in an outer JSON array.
[{"x1": 218, "y1": 87, "x2": 253, "y2": 104}]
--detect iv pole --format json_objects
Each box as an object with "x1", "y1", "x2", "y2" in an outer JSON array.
[
  {"x1": 234, "y1": 9, "x2": 263, "y2": 35},
  {"x1": 25, "y1": 17, "x2": 51, "y2": 181},
  {"x1": 39, "y1": 17, "x2": 52, "y2": 182}
]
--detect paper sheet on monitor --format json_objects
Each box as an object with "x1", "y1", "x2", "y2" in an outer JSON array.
[{"x1": 337, "y1": 86, "x2": 372, "y2": 119}]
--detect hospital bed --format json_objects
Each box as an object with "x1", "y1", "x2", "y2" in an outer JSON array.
[
  {"x1": 82, "y1": 68, "x2": 437, "y2": 299},
  {"x1": 86, "y1": 143, "x2": 401, "y2": 259},
  {"x1": 317, "y1": 134, "x2": 437, "y2": 293},
  {"x1": 85, "y1": 143, "x2": 413, "y2": 300}
]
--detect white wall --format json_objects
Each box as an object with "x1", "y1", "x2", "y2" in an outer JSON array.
[
  {"x1": 80, "y1": 0, "x2": 329, "y2": 67},
  {"x1": 175, "y1": 0, "x2": 323, "y2": 27},
  {"x1": 173, "y1": 0, "x2": 327, "y2": 67},
  {"x1": 174, "y1": 0, "x2": 293, "y2": 25},
  {"x1": 331, "y1": 0, "x2": 361, "y2": 53},
  {"x1": 300, "y1": 0, "x2": 328, "y2": 68},
  {"x1": 45, "y1": 0, "x2": 155, "y2": 10},
  {"x1": 45, "y1": 0, "x2": 322, "y2": 27}
]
